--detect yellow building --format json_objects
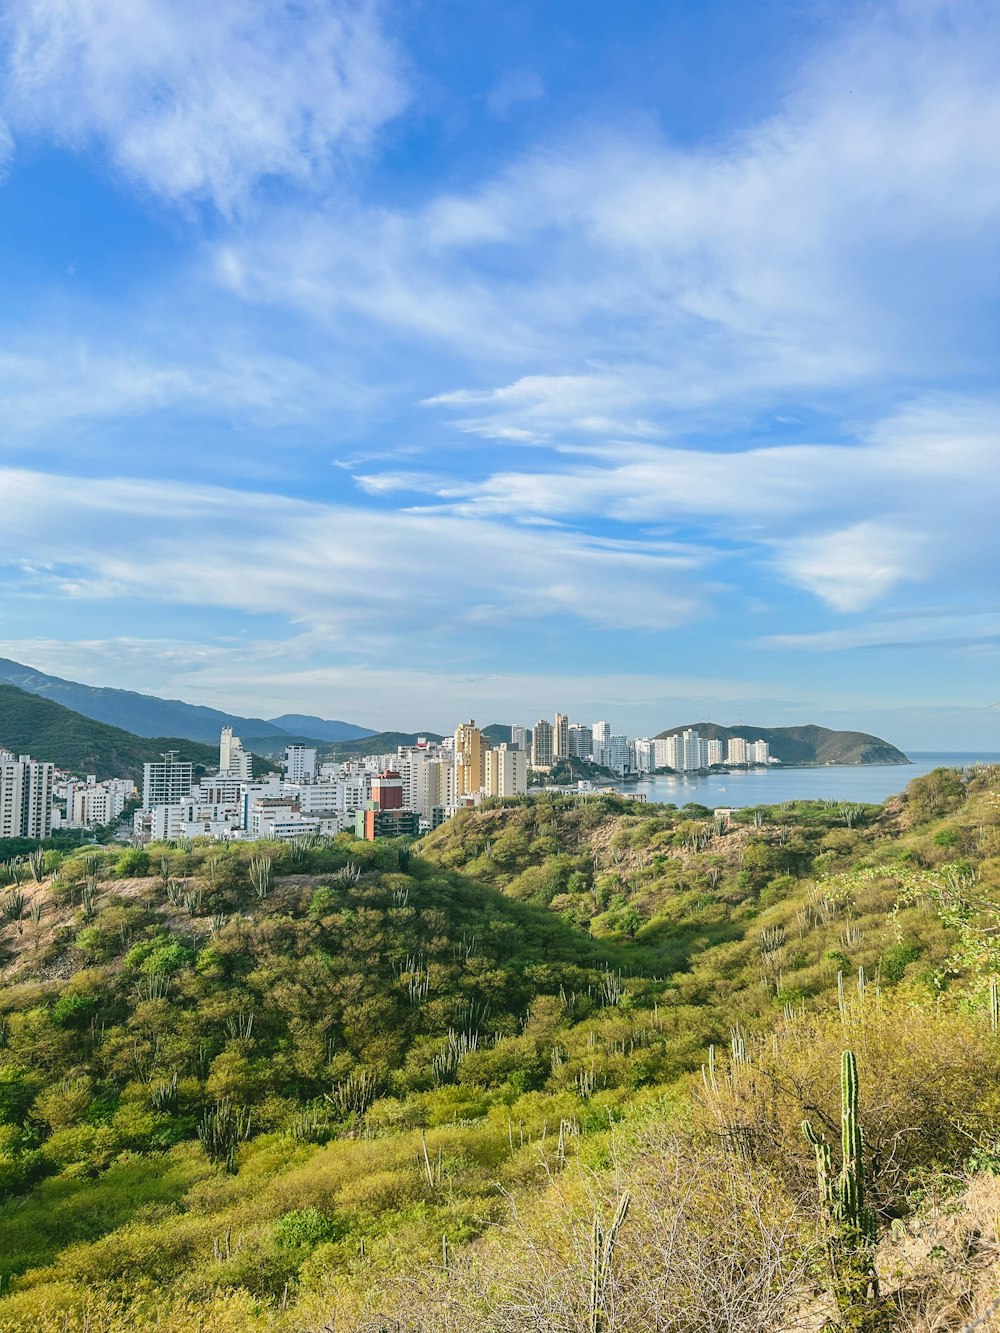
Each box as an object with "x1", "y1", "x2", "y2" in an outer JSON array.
[{"x1": 453, "y1": 719, "x2": 485, "y2": 796}]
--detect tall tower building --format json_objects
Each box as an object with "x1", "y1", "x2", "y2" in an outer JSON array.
[
  {"x1": 553, "y1": 712, "x2": 569, "y2": 760},
  {"x1": 284, "y1": 744, "x2": 317, "y2": 783},
  {"x1": 142, "y1": 752, "x2": 194, "y2": 811},
  {"x1": 219, "y1": 727, "x2": 252, "y2": 780},
  {"x1": 510, "y1": 724, "x2": 528, "y2": 751},
  {"x1": 531, "y1": 719, "x2": 554, "y2": 768},
  {"x1": 0, "y1": 751, "x2": 54, "y2": 839},
  {"x1": 727, "y1": 737, "x2": 748, "y2": 766},
  {"x1": 453, "y1": 720, "x2": 485, "y2": 796},
  {"x1": 568, "y1": 724, "x2": 593, "y2": 759}
]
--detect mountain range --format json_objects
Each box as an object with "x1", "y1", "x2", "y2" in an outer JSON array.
[
  {"x1": 0, "y1": 684, "x2": 259, "y2": 782},
  {"x1": 0, "y1": 658, "x2": 375, "y2": 746},
  {"x1": 653, "y1": 721, "x2": 909, "y2": 766}
]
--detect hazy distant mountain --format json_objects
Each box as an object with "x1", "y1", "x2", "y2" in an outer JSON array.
[
  {"x1": 0, "y1": 658, "x2": 374, "y2": 746},
  {"x1": 653, "y1": 722, "x2": 909, "y2": 766},
  {"x1": 267, "y1": 714, "x2": 375, "y2": 743}
]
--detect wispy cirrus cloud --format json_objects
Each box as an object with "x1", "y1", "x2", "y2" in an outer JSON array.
[
  {"x1": 0, "y1": 0, "x2": 406, "y2": 211},
  {"x1": 357, "y1": 396, "x2": 1000, "y2": 613},
  {"x1": 0, "y1": 467, "x2": 712, "y2": 636},
  {"x1": 214, "y1": 0, "x2": 1000, "y2": 434}
]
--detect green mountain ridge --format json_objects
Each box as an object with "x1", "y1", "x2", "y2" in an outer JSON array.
[
  {"x1": 0, "y1": 684, "x2": 275, "y2": 781},
  {"x1": 654, "y1": 720, "x2": 909, "y2": 765},
  {"x1": 0, "y1": 658, "x2": 375, "y2": 746}
]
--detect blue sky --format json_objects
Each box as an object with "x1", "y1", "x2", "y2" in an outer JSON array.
[{"x1": 0, "y1": 0, "x2": 997, "y2": 749}]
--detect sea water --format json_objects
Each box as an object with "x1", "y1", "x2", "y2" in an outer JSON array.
[{"x1": 612, "y1": 752, "x2": 1000, "y2": 810}]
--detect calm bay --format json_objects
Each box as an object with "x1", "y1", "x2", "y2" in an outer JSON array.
[{"x1": 612, "y1": 752, "x2": 1000, "y2": 809}]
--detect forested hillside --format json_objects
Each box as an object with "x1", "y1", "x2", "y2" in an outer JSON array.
[
  {"x1": 0, "y1": 765, "x2": 997, "y2": 1330},
  {"x1": 0, "y1": 685, "x2": 224, "y2": 781}
]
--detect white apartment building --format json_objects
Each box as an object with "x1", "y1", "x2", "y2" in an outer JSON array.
[
  {"x1": 65, "y1": 775, "x2": 136, "y2": 828},
  {"x1": 510, "y1": 725, "x2": 528, "y2": 751},
  {"x1": 219, "y1": 727, "x2": 253, "y2": 780},
  {"x1": 396, "y1": 744, "x2": 456, "y2": 820},
  {"x1": 680, "y1": 729, "x2": 709, "y2": 771},
  {"x1": 633, "y1": 738, "x2": 654, "y2": 773},
  {"x1": 749, "y1": 739, "x2": 771, "y2": 765},
  {"x1": 142, "y1": 753, "x2": 194, "y2": 810},
  {"x1": 708, "y1": 739, "x2": 723, "y2": 766},
  {"x1": 653, "y1": 736, "x2": 680, "y2": 770},
  {"x1": 592, "y1": 721, "x2": 611, "y2": 754},
  {"x1": 0, "y1": 750, "x2": 54, "y2": 839},
  {"x1": 284, "y1": 744, "x2": 317, "y2": 783},
  {"x1": 568, "y1": 724, "x2": 593, "y2": 759},
  {"x1": 603, "y1": 735, "x2": 633, "y2": 774},
  {"x1": 484, "y1": 744, "x2": 528, "y2": 798},
  {"x1": 196, "y1": 774, "x2": 245, "y2": 806}
]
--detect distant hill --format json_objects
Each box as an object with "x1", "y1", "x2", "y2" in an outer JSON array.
[
  {"x1": 266, "y1": 713, "x2": 375, "y2": 743},
  {"x1": 0, "y1": 658, "x2": 374, "y2": 745},
  {"x1": 653, "y1": 721, "x2": 908, "y2": 766},
  {"x1": 319, "y1": 731, "x2": 445, "y2": 759},
  {"x1": 483, "y1": 723, "x2": 514, "y2": 745},
  {"x1": 0, "y1": 684, "x2": 278, "y2": 782}
]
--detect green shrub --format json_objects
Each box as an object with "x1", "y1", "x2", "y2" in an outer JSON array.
[{"x1": 273, "y1": 1206, "x2": 341, "y2": 1249}]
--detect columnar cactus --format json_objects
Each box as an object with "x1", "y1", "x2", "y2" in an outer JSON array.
[{"x1": 802, "y1": 1051, "x2": 883, "y2": 1330}]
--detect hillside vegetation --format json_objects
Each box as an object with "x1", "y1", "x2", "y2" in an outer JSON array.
[
  {"x1": 0, "y1": 685, "x2": 234, "y2": 781},
  {"x1": 654, "y1": 721, "x2": 909, "y2": 765},
  {"x1": 0, "y1": 765, "x2": 997, "y2": 1330}
]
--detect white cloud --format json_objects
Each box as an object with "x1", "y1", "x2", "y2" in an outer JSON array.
[
  {"x1": 0, "y1": 467, "x2": 712, "y2": 635},
  {"x1": 771, "y1": 521, "x2": 927, "y2": 613},
  {"x1": 358, "y1": 395, "x2": 1000, "y2": 612},
  {"x1": 0, "y1": 335, "x2": 373, "y2": 442},
  {"x1": 0, "y1": 0, "x2": 406, "y2": 210},
  {"x1": 213, "y1": 1, "x2": 1000, "y2": 428}
]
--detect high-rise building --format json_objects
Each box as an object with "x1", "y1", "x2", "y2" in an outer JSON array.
[
  {"x1": 220, "y1": 726, "x2": 253, "y2": 780},
  {"x1": 707, "y1": 739, "x2": 723, "y2": 766},
  {"x1": 568, "y1": 724, "x2": 593, "y2": 759},
  {"x1": 749, "y1": 740, "x2": 771, "y2": 765},
  {"x1": 680, "y1": 729, "x2": 708, "y2": 771},
  {"x1": 510, "y1": 724, "x2": 528, "y2": 751},
  {"x1": 0, "y1": 750, "x2": 54, "y2": 839},
  {"x1": 454, "y1": 720, "x2": 485, "y2": 796},
  {"x1": 553, "y1": 712, "x2": 569, "y2": 760},
  {"x1": 591, "y1": 720, "x2": 611, "y2": 764},
  {"x1": 284, "y1": 744, "x2": 317, "y2": 783},
  {"x1": 142, "y1": 752, "x2": 194, "y2": 810},
  {"x1": 531, "y1": 719, "x2": 554, "y2": 768},
  {"x1": 604, "y1": 735, "x2": 632, "y2": 774},
  {"x1": 484, "y1": 744, "x2": 528, "y2": 797},
  {"x1": 653, "y1": 736, "x2": 680, "y2": 770},
  {"x1": 727, "y1": 736, "x2": 748, "y2": 766},
  {"x1": 634, "y1": 738, "x2": 653, "y2": 772}
]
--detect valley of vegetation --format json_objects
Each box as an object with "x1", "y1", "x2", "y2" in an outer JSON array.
[{"x1": 0, "y1": 766, "x2": 999, "y2": 1330}]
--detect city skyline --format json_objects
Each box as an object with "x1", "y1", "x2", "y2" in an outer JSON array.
[{"x1": 0, "y1": 2, "x2": 997, "y2": 750}]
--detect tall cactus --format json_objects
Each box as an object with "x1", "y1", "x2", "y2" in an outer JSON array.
[
  {"x1": 802, "y1": 1050, "x2": 885, "y2": 1331},
  {"x1": 588, "y1": 1192, "x2": 630, "y2": 1333}
]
